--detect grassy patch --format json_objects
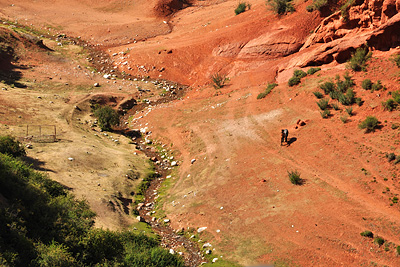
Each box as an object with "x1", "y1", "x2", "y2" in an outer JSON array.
[{"x1": 257, "y1": 83, "x2": 278, "y2": 99}]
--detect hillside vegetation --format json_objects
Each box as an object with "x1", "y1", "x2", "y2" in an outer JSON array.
[{"x1": 0, "y1": 136, "x2": 183, "y2": 266}]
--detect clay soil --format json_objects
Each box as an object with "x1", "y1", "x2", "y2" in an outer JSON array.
[{"x1": 2, "y1": 0, "x2": 400, "y2": 266}]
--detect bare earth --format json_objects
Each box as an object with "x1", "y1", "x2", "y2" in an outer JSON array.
[{"x1": 1, "y1": 0, "x2": 400, "y2": 266}]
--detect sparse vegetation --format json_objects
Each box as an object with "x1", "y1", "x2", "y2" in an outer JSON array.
[
  {"x1": 320, "y1": 109, "x2": 331, "y2": 118},
  {"x1": 235, "y1": 2, "x2": 251, "y2": 15},
  {"x1": 288, "y1": 170, "x2": 303, "y2": 185},
  {"x1": 320, "y1": 81, "x2": 335, "y2": 95},
  {"x1": 288, "y1": 76, "x2": 301, "y2": 86},
  {"x1": 393, "y1": 54, "x2": 400, "y2": 67},
  {"x1": 307, "y1": 67, "x2": 321, "y2": 75},
  {"x1": 93, "y1": 105, "x2": 120, "y2": 131},
  {"x1": 257, "y1": 83, "x2": 278, "y2": 99},
  {"x1": 267, "y1": 0, "x2": 295, "y2": 15},
  {"x1": 313, "y1": 91, "x2": 324, "y2": 99},
  {"x1": 345, "y1": 107, "x2": 353, "y2": 116},
  {"x1": 288, "y1": 69, "x2": 307, "y2": 86},
  {"x1": 347, "y1": 46, "x2": 372, "y2": 71},
  {"x1": 360, "y1": 231, "x2": 374, "y2": 238},
  {"x1": 362, "y1": 79, "x2": 372, "y2": 90},
  {"x1": 211, "y1": 72, "x2": 230, "y2": 89},
  {"x1": 332, "y1": 103, "x2": 340, "y2": 110},
  {"x1": 317, "y1": 98, "x2": 329, "y2": 110},
  {"x1": 382, "y1": 98, "x2": 397, "y2": 111},
  {"x1": 358, "y1": 116, "x2": 380, "y2": 133},
  {"x1": 371, "y1": 80, "x2": 383, "y2": 91},
  {"x1": 340, "y1": 115, "x2": 348, "y2": 123},
  {"x1": 340, "y1": 0, "x2": 355, "y2": 19},
  {"x1": 293, "y1": 69, "x2": 307, "y2": 79}
]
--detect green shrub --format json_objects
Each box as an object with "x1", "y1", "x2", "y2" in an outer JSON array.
[
  {"x1": 332, "y1": 103, "x2": 340, "y2": 110},
  {"x1": 374, "y1": 237, "x2": 385, "y2": 246},
  {"x1": 329, "y1": 90, "x2": 343, "y2": 100},
  {"x1": 355, "y1": 97, "x2": 363, "y2": 106},
  {"x1": 257, "y1": 83, "x2": 278, "y2": 99},
  {"x1": 288, "y1": 170, "x2": 303, "y2": 185},
  {"x1": 348, "y1": 46, "x2": 372, "y2": 71},
  {"x1": 307, "y1": 67, "x2": 321, "y2": 75},
  {"x1": 211, "y1": 72, "x2": 230, "y2": 89},
  {"x1": 293, "y1": 69, "x2": 307, "y2": 79},
  {"x1": 341, "y1": 0, "x2": 355, "y2": 19},
  {"x1": 35, "y1": 242, "x2": 77, "y2": 267},
  {"x1": 0, "y1": 135, "x2": 26, "y2": 157},
  {"x1": 358, "y1": 116, "x2": 380, "y2": 133},
  {"x1": 288, "y1": 76, "x2": 301, "y2": 87},
  {"x1": 362, "y1": 79, "x2": 372, "y2": 90},
  {"x1": 392, "y1": 196, "x2": 398, "y2": 203},
  {"x1": 317, "y1": 99, "x2": 329, "y2": 110},
  {"x1": 340, "y1": 115, "x2": 348, "y2": 123},
  {"x1": 337, "y1": 72, "x2": 354, "y2": 92},
  {"x1": 235, "y1": 2, "x2": 251, "y2": 15},
  {"x1": 397, "y1": 246, "x2": 400, "y2": 255},
  {"x1": 392, "y1": 91, "x2": 400, "y2": 103},
  {"x1": 392, "y1": 123, "x2": 399, "y2": 129},
  {"x1": 320, "y1": 81, "x2": 335, "y2": 94},
  {"x1": 267, "y1": 0, "x2": 295, "y2": 15},
  {"x1": 360, "y1": 231, "x2": 374, "y2": 238},
  {"x1": 313, "y1": 91, "x2": 324, "y2": 99},
  {"x1": 346, "y1": 107, "x2": 353, "y2": 116},
  {"x1": 386, "y1": 152, "x2": 396, "y2": 162},
  {"x1": 320, "y1": 109, "x2": 331, "y2": 118},
  {"x1": 382, "y1": 98, "x2": 397, "y2": 111},
  {"x1": 371, "y1": 80, "x2": 383, "y2": 92},
  {"x1": 93, "y1": 106, "x2": 119, "y2": 131}
]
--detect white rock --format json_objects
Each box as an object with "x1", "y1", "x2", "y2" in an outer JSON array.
[
  {"x1": 191, "y1": 159, "x2": 196, "y2": 164},
  {"x1": 103, "y1": 74, "x2": 111, "y2": 79},
  {"x1": 212, "y1": 258, "x2": 218, "y2": 263},
  {"x1": 164, "y1": 219, "x2": 170, "y2": 223},
  {"x1": 202, "y1": 243, "x2": 212, "y2": 248},
  {"x1": 169, "y1": 249, "x2": 175, "y2": 255},
  {"x1": 68, "y1": 157, "x2": 74, "y2": 161},
  {"x1": 197, "y1": 227, "x2": 207, "y2": 233}
]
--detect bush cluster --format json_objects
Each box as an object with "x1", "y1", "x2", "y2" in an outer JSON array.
[
  {"x1": 0, "y1": 135, "x2": 26, "y2": 157},
  {"x1": 382, "y1": 90, "x2": 400, "y2": 111},
  {"x1": 288, "y1": 69, "x2": 306, "y2": 86},
  {"x1": 257, "y1": 83, "x2": 278, "y2": 99},
  {"x1": 319, "y1": 73, "x2": 357, "y2": 106},
  {"x1": 360, "y1": 230, "x2": 374, "y2": 238}
]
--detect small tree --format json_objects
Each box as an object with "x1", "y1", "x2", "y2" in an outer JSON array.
[
  {"x1": 211, "y1": 72, "x2": 229, "y2": 89},
  {"x1": 94, "y1": 106, "x2": 119, "y2": 131},
  {"x1": 348, "y1": 46, "x2": 372, "y2": 71},
  {"x1": 358, "y1": 116, "x2": 380, "y2": 133}
]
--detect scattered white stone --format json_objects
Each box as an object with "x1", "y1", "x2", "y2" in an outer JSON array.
[
  {"x1": 68, "y1": 157, "x2": 74, "y2": 161},
  {"x1": 164, "y1": 219, "x2": 170, "y2": 223},
  {"x1": 202, "y1": 243, "x2": 212, "y2": 248},
  {"x1": 171, "y1": 161, "x2": 177, "y2": 167},
  {"x1": 197, "y1": 227, "x2": 207, "y2": 233},
  {"x1": 216, "y1": 229, "x2": 220, "y2": 233},
  {"x1": 191, "y1": 159, "x2": 196, "y2": 164},
  {"x1": 166, "y1": 175, "x2": 172, "y2": 179},
  {"x1": 205, "y1": 249, "x2": 212, "y2": 255},
  {"x1": 220, "y1": 207, "x2": 223, "y2": 210},
  {"x1": 93, "y1": 82, "x2": 100, "y2": 87},
  {"x1": 212, "y1": 258, "x2": 218, "y2": 263},
  {"x1": 169, "y1": 249, "x2": 175, "y2": 255},
  {"x1": 103, "y1": 74, "x2": 111, "y2": 79}
]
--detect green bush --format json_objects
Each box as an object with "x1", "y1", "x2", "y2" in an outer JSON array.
[
  {"x1": 371, "y1": 80, "x2": 383, "y2": 92},
  {"x1": 235, "y1": 2, "x2": 251, "y2": 15},
  {"x1": 94, "y1": 106, "x2": 119, "y2": 131},
  {"x1": 317, "y1": 99, "x2": 329, "y2": 110},
  {"x1": 313, "y1": 91, "x2": 324, "y2": 99},
  {"x1": 346, "y1": 107, "x2": 353, "y2": 116},
  {"x1": 0, "y1": 135, "x2": 26, "y2": 157},
  {"x1": 358, "y1": 116, "x2": 380, "y2": 133},
  {"x1": 360, "y1": 231, "x2": 374, "y2": 238},
  {"x1": 362, "y1": 79, "x2": 372, "y2": 90},
  {"x1": 355, "y1": 97, "x2": 363, "y2": 106},
  {"x1": 257, "y1": 83, "x2": 277, "y2": 99},
  {"x1": 35, "y1": 242, "x2": 77, "y2": 267},
  {"x1": 320, "y1": 81, "x2": 335, "y2": 95},
  {"x1": 288, "y1": 170, "x2": 303, "y2": 185},
  {"x1": 320, "y1": 109, "x2": 331, "y2": 119},
  {"x1": 306, "y1": 0, "x2": 328, "y2": 12},
  {"x1": 382, "y1": 98, "x2": 397, "y2": 111},
  {"x1": 397, "y1": 246, "x2": 400, "y2": 255},
  {"x1": 332, "y1": 103, "x2": 340, "y2": 110},
  {"x1": 211, "y1": 72, "x2": 229, "y2": 89},
  {"x1": 348, "y1": 46, "x2": 372, "y2": 71},
  {"x1": 288, "y1": 76, "x2": 301, "y2": 87},
  {"x1": 307, "y1": 67, "x2": 321, "y2": 75},
  {"x1": 293, "y1": 69, "x2": 307, "y2": 79},
  {"x1": 374, "y1": 237, "x2": 385, "y2": 246},
  {"x1": 267, "y1": 0, "x2": 295, "y2": 15}
]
